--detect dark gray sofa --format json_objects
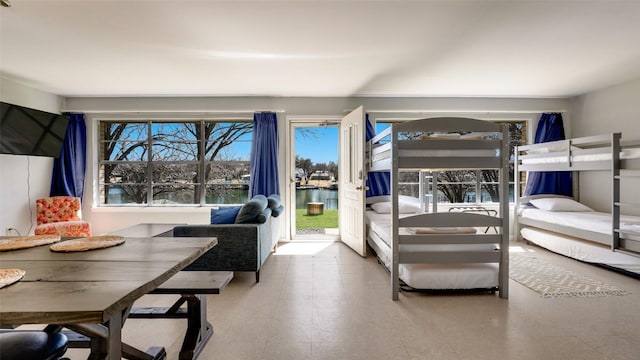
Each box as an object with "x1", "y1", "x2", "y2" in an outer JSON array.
[{"x1": 172, "y1": 195, "x2": 283, "y2": 282}]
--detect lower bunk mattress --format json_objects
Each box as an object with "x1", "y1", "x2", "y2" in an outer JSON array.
[
  {"x1": 366, "y1": 211, "x2": 499, "y2": 290},
  {"x1": 520, "y1": 227, "x2": 640, "y2": 275}
]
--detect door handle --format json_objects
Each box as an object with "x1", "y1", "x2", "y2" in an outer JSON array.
[{"x1": 355, "y1": 186, "x2": 369, "y2": 191}]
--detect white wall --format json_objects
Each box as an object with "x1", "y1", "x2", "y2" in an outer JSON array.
[
  {"x1": 571, "y1": 78, "x2": 640, "y2": 214},
  {"x1": 0, "y1": 77, "x2": 63, "y2": 236},
  {"x1": 64, "y1": 96, "x2": 570, "y2": 236},
  {"x1": 9, "y1": 75, "x2": 640, "y2": 236}
]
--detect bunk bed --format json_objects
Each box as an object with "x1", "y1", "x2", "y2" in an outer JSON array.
[
  {"x1": 514, "y1": 133, "x2": 640, "y2": 275},
  {"x1": 366, "y1": 117, "x2": 510, "y2": 300}
]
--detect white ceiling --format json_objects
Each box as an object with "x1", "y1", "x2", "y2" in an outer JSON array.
[{"x1": 1, "y1": 0, "x2": 640, "y2": 98}]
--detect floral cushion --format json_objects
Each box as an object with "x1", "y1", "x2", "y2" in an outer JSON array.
[
  {"x1": 35, "y1": 221, "x2": 91, "y2": 237},
  {"x1": 35, "y1": 196, "x2": 91, "y2": 237},
  {"x1": 36, "y1": 197, "x2": 82, "y2": 224}
]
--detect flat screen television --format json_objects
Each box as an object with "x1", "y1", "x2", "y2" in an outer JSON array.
[{"x1": 0, "y1": 101, "x2": 70, "y2": 157}]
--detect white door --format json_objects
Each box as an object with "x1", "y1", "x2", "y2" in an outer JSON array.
[{"x1": 339, "y1": 106, "x2": 367, "y2": 256}]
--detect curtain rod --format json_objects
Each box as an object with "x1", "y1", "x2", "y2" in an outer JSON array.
[
  {"x1": 59, "y1": 109, "x2": 285, "y2": 114},
  {"x1": 362, "y1": 109, "x2": 567, "y2": 114}
]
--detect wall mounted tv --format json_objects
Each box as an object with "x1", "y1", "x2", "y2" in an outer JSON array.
[{"x1": 0, "y1": 101, "x2": 70, "y2": 157}]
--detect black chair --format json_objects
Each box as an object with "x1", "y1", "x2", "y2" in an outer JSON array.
[{"x1": 0, "y1": 331, "x2": 69, "y2": 360}]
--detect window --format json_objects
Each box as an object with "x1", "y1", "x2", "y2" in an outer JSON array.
[
  {"x1": 98, "y1": 120, "x2": 252, "y2": 206},
  {"x1": 375, "y1": 120, "x2": 527, "y2": 204}
]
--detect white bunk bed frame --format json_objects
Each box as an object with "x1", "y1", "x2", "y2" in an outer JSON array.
[
  {"x1": 368, "y1": 117, "x2": 510, "y2": 300},
  {"x1": 514, "y1": 133, "x2": 640, "y2": 256}
]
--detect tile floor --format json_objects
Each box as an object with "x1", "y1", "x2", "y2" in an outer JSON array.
[{"x1": 65, "y1": 241, "x2": 640, "y2": 360}]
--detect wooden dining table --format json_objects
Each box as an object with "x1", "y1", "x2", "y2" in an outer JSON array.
[{"x1": 0, "y1": 236, "x2": 217, "y2": 360}]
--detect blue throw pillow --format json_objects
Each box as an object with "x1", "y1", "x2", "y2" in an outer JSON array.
[
  {"x1": 255, "y1": 207, "x2": 272, "y2": 224},
  {"x1": 267, "y1": 194, "x2": 281, "y2": 211},
  {"x1": 271, "y1": 205, "x2": 284, "y2": 217},
  {"x1": 252, "y1": 194, "x2": 268, "y2": 204},
  {"x1": 235, "y1": 196, "x2": 268, "y2": 224},
  {"x1": 211, "y1": 206, "x2": 242, "y2": 224}
]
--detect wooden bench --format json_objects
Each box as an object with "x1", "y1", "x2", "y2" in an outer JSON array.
[{"x1": 127, "y1": 271, "x2": 233, "y2": 360}]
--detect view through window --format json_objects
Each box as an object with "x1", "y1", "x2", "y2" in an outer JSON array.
[
  {"x1": 98, "y1": 119, "x2": 525, "y2": 207},
  {"x1": 376, "y1": 120, "x2": 526, "y2": 204},
  {"x1": 98, "y1": 120, "x2": 252, "y2": 206}
]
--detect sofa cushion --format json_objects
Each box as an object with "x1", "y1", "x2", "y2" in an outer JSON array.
[
  {"x1": 211, "y1": 206, "x2": 242, "y2": 224},
  {"x1": 235, "y1": 196, "x2": 268, "y2": 224}
]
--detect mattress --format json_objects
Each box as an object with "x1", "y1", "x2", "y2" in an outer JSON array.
[
  {"x1": 520, "y1": 208, "x2": 640, "y2": 240},
  {"x1": 520, "y1": 227, "x2": 640, "y2": 275},
  {"x1": 366, "y1": 210, "x2": 499, "y2": 289},
  {"x1": 366, "y1": 211, "x2": 497, "y2": 252}
]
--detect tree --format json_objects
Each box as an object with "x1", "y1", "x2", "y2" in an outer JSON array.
[
  {"x1": 480, "y1": 122, "x2": 525, "y2": 202},
  {"x1": 191, "y1": 122, "x2": 252, "y2": 202},
  {"x1": 101, "y1": 122, "x2": 149, "y2": 204},
  {"x1": 390, "y1": 121, "x2": 526, "y2": 203},
  {"x1": 295, "y1": 156, "x2": 313, "y2": 180},
  {"x1": 101, "y1": 121, "x2": 252, "y2": 204},
  {"x1": 437, "y1": 171, "x2": 474, "y2": 203}
]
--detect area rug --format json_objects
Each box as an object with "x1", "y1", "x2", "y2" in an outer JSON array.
[{"x1": 509, "y1": 253, "x2": 629, "y2": 298}]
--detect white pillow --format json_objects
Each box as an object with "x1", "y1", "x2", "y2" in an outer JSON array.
[
  {"x1": 367, "y1": 195, "x2": 419, "y2": 205},
  {"x1": 370, "y1": 201, "x2": 420, "y2": 214},
  {"x1": 526, "y1": 144, "x2": 578, "y2": 154},
  {"x1": 366, "y1": 195, "x2": 390, "y2": 204},
  {"x1": 529, "y1": 197, "x2": 593, "y2": 212},
  {"x1": 398, "y1": 195, "x2": 420, "y2": 205}
]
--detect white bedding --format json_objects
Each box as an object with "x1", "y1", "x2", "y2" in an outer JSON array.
[
  {"x1": 520, "y1": 208, "x2": 640, "y2": 240},
  {"x1": 366, "y1": 210, "x2": 499, "y2": 290},
  {"x1": 520, "y1": 228, "x2": 640, "y2": 275},
  {"x1": 367, "y1": 211, "x2": 497, "y2": 252}
]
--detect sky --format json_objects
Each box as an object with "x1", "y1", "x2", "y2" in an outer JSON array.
[
  {"x1": 295, "y1": 126, "x2": 338, "y2": 164},
  {"x1": 227, "y1": 122, "x2": 387, "y2": 165},
  {"x1": 222, "y1": 125, "x2": 338, "y2": 164}
]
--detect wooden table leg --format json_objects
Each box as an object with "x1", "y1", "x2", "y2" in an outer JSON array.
[
  {"x1": 65, "y1": 322, "x2": 119, "y2": 360},
  {"x1": 179, "y1": 294, "x2": 213, "y2": 360},
  {"x1": 65, "y1": 315, "x2": 166, "y2": 360}
]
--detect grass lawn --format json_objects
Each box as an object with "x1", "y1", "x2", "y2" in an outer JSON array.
[{"x1": 296, "y1": 209, "x2": 338, "y2": 229}]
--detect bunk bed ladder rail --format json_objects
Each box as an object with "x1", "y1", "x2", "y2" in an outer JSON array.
[
  {"x1": 499, "y1": 122, "x2": 510, "y2": 299},
  {"x1": 609, "y1": 132, "x2": 640, "y2": 257},
  {"x1": 390, "y1": 124, "x2": 401, "y2": 301},
  {"x1": 615, "y1": 165, "x2": 640, "y2": 256},
  {"x1": 612, "y1": 132, "x2": 621, "y2": 252}
]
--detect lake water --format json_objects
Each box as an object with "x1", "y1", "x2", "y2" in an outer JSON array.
[
  {"x1": 207, "y1": 188, "x2": 338, "y2": 209},
  {"x1": 295, "y1": 188, "x2": 338, "y2": 209}
]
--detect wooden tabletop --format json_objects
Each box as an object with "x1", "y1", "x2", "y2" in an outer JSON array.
[
  {"x1": 0, "y1": 236, "x2": 217, "y2": 325},
  {"x1": 106, "y1": 223, "x2": 183, "y2": 238}
]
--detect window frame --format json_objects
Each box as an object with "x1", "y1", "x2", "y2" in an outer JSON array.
[{"x1": 97, "y1": 119, "x2": 253, "y2": 207}]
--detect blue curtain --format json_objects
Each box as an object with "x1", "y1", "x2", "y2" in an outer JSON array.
[
  {"x1": 365, "y1": 114, "x2": 391, "y2": 197},
  {"x1": 50, "y1": 113, "x2": 87, "y2": 200},
  {"x1": 523, "y1": 113, "x2": 572, "y2": 196},
  {"x1": 249, "y1": 112, "x2": 280, "y2": 197}
]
